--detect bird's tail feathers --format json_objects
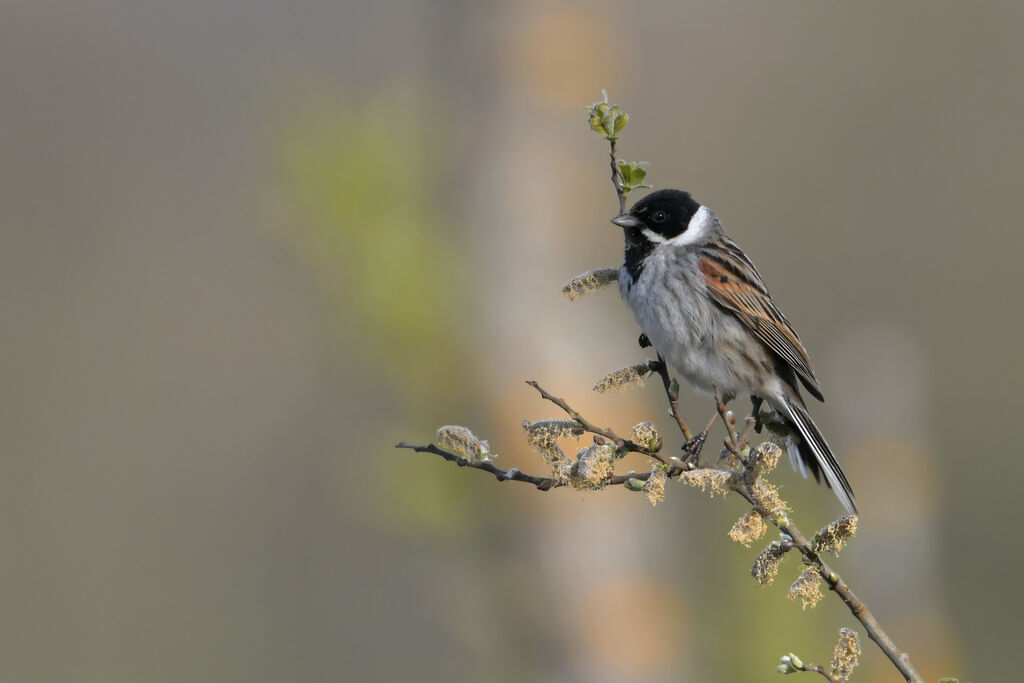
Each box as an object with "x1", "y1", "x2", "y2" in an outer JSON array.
[{"x1": 778, "y1": 396, "x2": 857, "y2": 515}]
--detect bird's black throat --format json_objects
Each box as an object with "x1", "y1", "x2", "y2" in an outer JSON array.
[{"x1": 622, "y1": 227, "x2": 654, "y2": 286}]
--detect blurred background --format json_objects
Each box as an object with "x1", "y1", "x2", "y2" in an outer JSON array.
[{"x1": 2, "y1": 1, "x2": 1022, "y2": 681}]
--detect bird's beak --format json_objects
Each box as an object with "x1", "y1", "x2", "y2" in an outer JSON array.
[{"x1": 610, "y1": 213, "x2": 640, "y2": 229}]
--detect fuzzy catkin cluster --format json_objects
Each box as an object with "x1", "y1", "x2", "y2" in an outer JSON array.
[
  {"x1": 561, "y1": 267, "x2": 619, "y2": 301},
  {"x1": 592, "y1": 363, "x2": 651, "y2": 393},
  {"x1": 830, "y1": 628, "x2": 861, "y2": 681},
  {"x1": 747, "y1": 442, "x2": 782, "y2": 478},
  {"x1": 522, "y1": 419, "x2": 583, "y2": 463},
  {"x1": 729, "y1": 508, "x2": 767, "y2": 547},
  {"x1": 436, "y1": 425, "x2": 489, "y2": 462},
  {"x1": 568, "y1": 444, "x2": 615, "y2": 490},
  {"x1": 553, "y1": 457, "x2": 574, "y2": 483},
  {"x1": 814, "y1": 515, "x2": 858, "y2": 556},
  {"x1": 788, "y1": 567, "x2": 823, "y2": 609},
  {"x1": 642, "y1": 467, "x2": 666, "y2": 506},
  {"x1": 678, "y1": 467, "x2": 735, "y2": 497},
  {"x1": 751, "y1": 478, "x2": 788, "y2": 515},
  {"x1": 752, "y1": 541, "x2": 787, "y2": 586},
  {"x1": 629, "y1": 421, "x2": 659, "y2": 450}
]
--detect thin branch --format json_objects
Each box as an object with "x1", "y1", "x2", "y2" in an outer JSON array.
[
  {"x1": 650, "y1": 355, "x2": 693, "y2": 439},
  {"x1": 609, "y1": 138, "x2": 625, "y2": 214},
  {"x1": 395, "y1": 442, "x2": 561, "y2": 490},
  {"x1": 788, "y1": 522, "x2": 921, "y2": 683},
  {"x1": 720, "y1": 435, "x2": 924, "y2": 683},
  {"x1": 399, "y1": 375, "x2": 924, "y2": 681},
  {"x1": 525, "y1": 380, "x2": 665, "y2": 463},
  {"x1": 715, "y1": 391, "x2": 745, "y2": 464},
  {"x1": 801, "y1": 663, "x2": 839, "y2": 682},
  {"x1": 737, "y1": 415, "x2": 758, "y2": 448},
  {"x1": 715, "y1": 390, "x2": 737, "y2": 444},
  {"x1": 394, "y1": 441, "x2": 659, "y2": 491}
]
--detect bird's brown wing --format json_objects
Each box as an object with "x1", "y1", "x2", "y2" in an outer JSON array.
[{"x1": 696, "y1": 235, "x2": 824, "y2": 401}]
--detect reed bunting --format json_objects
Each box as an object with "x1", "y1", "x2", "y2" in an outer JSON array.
[{"x1": 612, "y1": 189, "x2": 856, "y2": 513}]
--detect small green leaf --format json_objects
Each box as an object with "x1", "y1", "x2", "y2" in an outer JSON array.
[
  {"x1": 601, "y1": 107, "x2": 620, "y2": 139},
  {"x1": 777, "y1": 654, "x2": 803, "y2": 674},
  {"x1": 583, "y1": 91, "x2": 631, "y2": 141},
  {"x1": 616, "y1": 160, "x2": 632, "y2": 184},
  {"x1": 614, "y1": 111, "x2": 629, "y2": 134},
  {"x1": 615, "y1": 160, "x2": 652, "y2": 195}
]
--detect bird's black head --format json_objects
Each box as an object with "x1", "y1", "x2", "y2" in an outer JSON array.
[
  {"x1": 611, "y1": 189, "x2": 701, "y2": 241},
  {"x1": 612, "y1": 189, "x2": 709, "y2": 286}
]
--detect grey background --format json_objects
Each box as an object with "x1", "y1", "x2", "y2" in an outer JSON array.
[{"x1": 2, "y1": 1, "x2": 1021, "y2": 681}]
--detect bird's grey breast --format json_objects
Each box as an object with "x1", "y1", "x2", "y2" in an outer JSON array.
[
  {"x1": 620, "y1": 247, "x2": 711, "y2": 353},
  {"x1": 620, "y1": 245, "x2": 746, "y2": 395}
]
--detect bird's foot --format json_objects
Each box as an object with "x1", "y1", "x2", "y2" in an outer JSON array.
[{"x1": 681, "y1": 431, "x2": 707, "y2": 467}]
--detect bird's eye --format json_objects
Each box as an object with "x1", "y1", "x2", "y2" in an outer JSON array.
[{"x1": 652, "y1": 210, "x2": 668, "y2": 223}]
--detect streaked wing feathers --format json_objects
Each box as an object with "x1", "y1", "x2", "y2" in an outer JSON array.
[{"x1": 697, "y1": 237, "x2": 824, "y2": 401}]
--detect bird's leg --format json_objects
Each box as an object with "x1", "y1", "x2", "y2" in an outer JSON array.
[{"x1": 749, "y1": 395, "x2": 764, "y2": 434}]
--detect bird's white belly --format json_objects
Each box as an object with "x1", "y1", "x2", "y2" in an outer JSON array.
[{"x1": 620, "y1": 249, "x2": 769, "y2": 399}]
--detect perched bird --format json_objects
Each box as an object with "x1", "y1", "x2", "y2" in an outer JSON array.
[{"x1": 611, "y1": 189, "x2": 856, "y2": 514}]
